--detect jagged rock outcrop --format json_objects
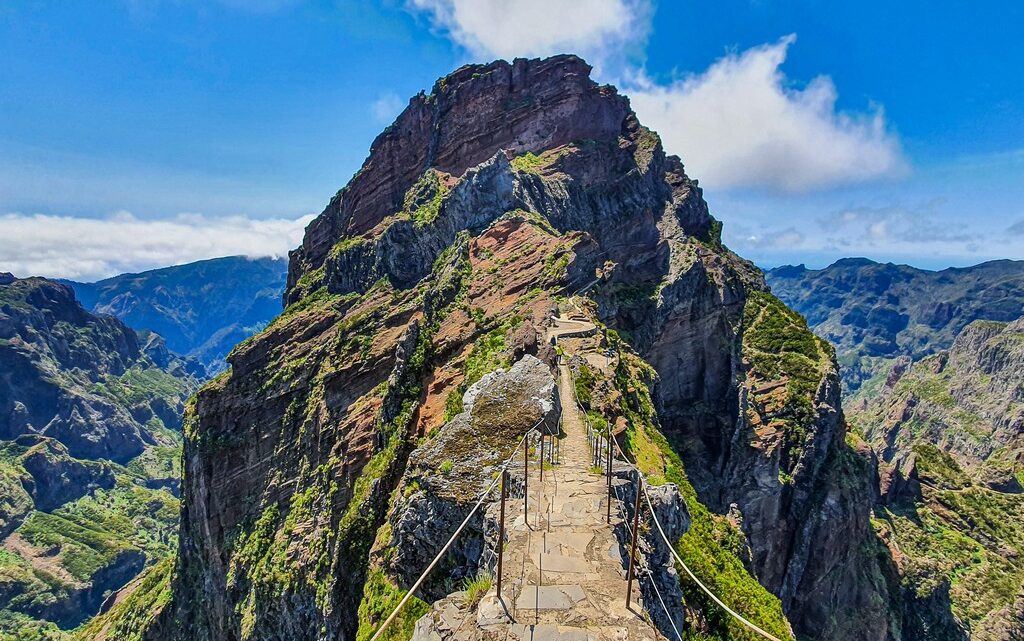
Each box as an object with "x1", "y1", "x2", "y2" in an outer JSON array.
[
  {"x1": 127, "y1": 55, "x2": 917, "y2": 641},
  {"x1": 373, "y1": 355, "x2": 555, "y2": 603},
  {"x1": 612, "y1": 470, "x2": 690, "y2": 638},
  {"x1": 287, "y1": 55, "x2": 631, "y2": 295}
]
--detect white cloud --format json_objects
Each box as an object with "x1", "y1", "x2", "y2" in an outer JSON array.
[
  {"x1": 627, "y1": 35, "x2": 906, "y2": 192},
  {"x1": 0, "y1": 211, "x2": 314, "y2": 282},
  {"x1": 371, "y1": 92, "x2": 406, "y2": 124},
  {"x1": 406, "y1": 0, "x2": 652, "y2": 71},
  {"x1": 743, "y1": 226, "x2": 806, "y2": 250}
]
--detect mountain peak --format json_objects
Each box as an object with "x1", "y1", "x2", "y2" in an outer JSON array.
[
  {"x1": 287, "y1": 55, "x2": 633, "y2": 290},
  {"x1": 831, "y1": 256, "x2": 878, "y2": 268}
]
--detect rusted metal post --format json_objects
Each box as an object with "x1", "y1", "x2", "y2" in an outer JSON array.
[
  {"x1": 497, "y1": 468, "x2": 507, "y2": 605},
  {"x1": 539, "y1": 433, "x2": 544, "y2": 481},
  {"x1": 625, "y1": 477, "x2": 643, "y2": 609},
  {"x1": 523, "y1": 437, "x2": 529, "y2": 520},
  {"x1": 606, "y1": 432, "x2": 613, "y2": 523}
]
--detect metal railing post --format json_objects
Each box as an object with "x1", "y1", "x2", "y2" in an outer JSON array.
[
  {"x1": 497, "y1": 468, "x2": 507, "y2": 607},
  {"x1": 523, "y1": 437, "x2": 529, "y2": 521},
  {"x1": 606, "y1": 431, "x2": 613, "y2": 523},
  {"x1": 625, "y1": 477, "x2": 643, "y2": 609},
  {"x1": 539, "y1": 432, "x2": 544, "y2": 481}
]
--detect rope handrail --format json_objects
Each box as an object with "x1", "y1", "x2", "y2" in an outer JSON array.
[
  {"x1": 367, "y1": 417, "x2": 545, "y2": 641},
  {"x1": 640, "y1": 484, "x2": 785, "y2": 641},
  {"x1": 569, "y1": 365, "x2": 787, "y2": 641}
]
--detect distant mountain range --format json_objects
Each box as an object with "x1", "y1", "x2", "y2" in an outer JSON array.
[
  {"x1": 765, "y1": 258, "x2": 1024, "y2": 391},
  {"x1": 0, "y1": 274, "x2": 201, "y2": 637},
  {"x1": 0, "y1": 257, "x2": 287, "y2": 638},
  {"x1": 66, "y1": 256, "x2": 288, "y2": 373}
]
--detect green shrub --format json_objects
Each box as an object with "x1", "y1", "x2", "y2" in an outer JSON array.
[
  {"x1": 574, "y1": 363, "x2": 594, "y2": 408},
  {"x1": 404, "y1": 171, "x2": 449, "y2": 226}
]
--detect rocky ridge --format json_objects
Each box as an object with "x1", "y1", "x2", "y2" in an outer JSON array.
[{"x1": 89, "y1": 55, "x2": 946, "y2": 641}]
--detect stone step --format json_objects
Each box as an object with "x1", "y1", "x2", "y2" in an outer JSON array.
[
  {"x1": 514, "y1": 584, "x2": 586, "y2": 610},
  {"x1": 507, "y1": 623, "x2": 602, "y2": 641},
  {"x1": 530, "y1": 532, "x2": 594, "y2": 555},
  {"x1": 532, "y1": 552, "x2": 596, "y2": 573}
]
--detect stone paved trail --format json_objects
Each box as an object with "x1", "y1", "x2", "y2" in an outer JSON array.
[
  {"x1": 418, "y1": 316, "x2": 663, "y2": 641},
  {"x1": 485, "y1": 360, "x2": 661, "y2": 641}
]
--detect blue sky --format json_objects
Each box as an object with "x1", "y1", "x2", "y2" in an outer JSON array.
[{"x1": 1, "y1": 0, "x2": 1022, "y2": 279}]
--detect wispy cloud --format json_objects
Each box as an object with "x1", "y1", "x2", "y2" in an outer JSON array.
[
  {"x1": 734, "y1": 225, "x2": 807, "y2": 250},
  {"x1": 722, "y1": 196, "x2": 1007, "y2": 268},
  {"x1": 0, "y1": 211, "x2": 313, "y2": 281},
  {"x1": 818, "y1": 200, "x2": 976, "y2": 245},
  {"x1": 627, "y1": 35, "x2": 906, "y2": 192},
  {"x1": 371, "y1": 92, "x2": 406, "y2": 124},
  {"x1": 1007, "y1": 219, "x2": 1024, "y2": 236}
]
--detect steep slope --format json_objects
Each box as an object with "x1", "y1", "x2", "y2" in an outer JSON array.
[
  {"x1": 765, "y1": 259, "x2": 1024, "y2": 392},
  {"x1": 0, "y1": 276, "x2": 200, "y2": 639},
  {"x1": 100, "y1": 56, "x2": 932, "y2": 641},
  {"x1": 848, "y1": 319, "x2": 1024, "y2": 639},
  {"x1": 69, "y1": 256, "x2": 288, "y2": 374}
]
